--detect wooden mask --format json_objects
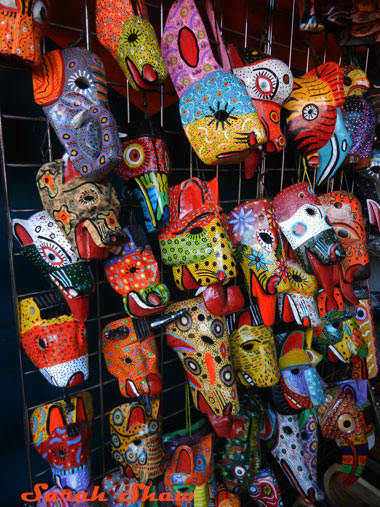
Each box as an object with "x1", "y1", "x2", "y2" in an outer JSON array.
[
  {"x1": 32, "y1": 47, "x2": 122, "y2": 181},
  {"x1": 37, "y1": 159, "x2": 129, "y2": 261},
  {"x1": 248, "y1": 466, "x2": 284, "y2": 507}
]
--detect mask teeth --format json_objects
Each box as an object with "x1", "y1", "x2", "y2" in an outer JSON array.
[{"x1": 53, "y1": 463, "x2": 86, "y2": 476}]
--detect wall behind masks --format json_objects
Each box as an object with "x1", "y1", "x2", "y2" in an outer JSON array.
[{"x1": 0, "y1": 0, "x2": 371, "y2": 504}]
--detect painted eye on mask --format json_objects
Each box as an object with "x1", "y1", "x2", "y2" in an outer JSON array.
[
  {"x1": 302, "y1": 104, "x2": 319, "y2": 121},
  {"x1": 355, "y1": 305, "x2": 368, "y2": 321},
  {"x1": 256, "y1": 229, "x2": 275, "y2": 251},
  {"x1": 177, "y1": 313, "x2": 193, "y2": 331},
  {"x1": 211, "y1": 319, "x2": 224, "y2": 338},
  {"x1": 333, "y1": 222, "x2": 361, "y2": 244},
  {"x1": 124, "y1": 144, "x2": 145, "y2": 168},
  {"x1": 111, "y1": 434, "x2": 120, "y2": 448},
  {"x1": 337, "y1": 414, "x2": 356, "y2": 433},
  {"x1": 234, "y1": 465, "x2": 248, "y2": 479},
  {"x1": 138, "y1": 450, "x2": 147, "y2": 465},
  {"x1": 113, "y1": 450, "x2": 125, "y2": 463},
  {"x1": 33, "y1": 0, "x2": 48, "y2": 25},
  {"x1": 148, "y1": 420, "x2": 158, "y2": 434},
  {"x1": 40, "y1": 243, "x2": 70, "y2": 266},
  {"x1": 112, "y1": 408, "x2": 124, "y2": 426}
]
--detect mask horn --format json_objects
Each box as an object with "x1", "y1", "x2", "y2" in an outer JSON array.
[{"x1": 134, "y1": 308, "x2": 189, "y2": 340}]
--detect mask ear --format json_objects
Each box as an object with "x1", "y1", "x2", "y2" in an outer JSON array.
[
  {"x1": 47, "y1": 405, "x2": 66, "y2": 434},
  {"x1": 238, "y1": 311, "x2": 252, "y2": 328},
  {"x1": 178, "y1": 179, "x2": 205, "y2": 221},
  {"x1": 12, "y1": 221, "x2": 34, "y2": 246},
  {"x1": 75, "y1": 396, "x2": 87, "y2": 423},
  {"x1": 128, "y1": 406, "x2": 145, "y2": 427},
  {"x1": 32, "y1": 50, "x2": 65, "y2": 106},
  {"x1": 207, "y1": 178, "x2": 220, "y2": 206},
  {"x1": 176, "y1": 447, "x2": 192, "y2": 474}
]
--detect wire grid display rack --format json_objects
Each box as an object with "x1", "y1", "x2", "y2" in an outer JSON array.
[{"x1": 0, "y1": 0, "x2": 372, "y2": 503}]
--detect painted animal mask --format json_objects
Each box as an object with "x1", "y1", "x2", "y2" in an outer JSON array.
[
  {"x1": 272, "y1": 182, "x2": 345, "y2": 296},
  {"x1": 298, "y1": 410, "x2": 319, "y2": 483},
  {"x1": 283, "y1": 62, "x2": 345, "y2": 158},
  {"x1": 96, "y1": 0, "x2": 168, "y2": 91},
  {"x1": 271, "y1": 412, "x2": 324, "y2": 504},
  {"x1": 226, "y1": 199, "x2": 289, "y2": 326},
  {"x1": 159, "y1": 178, "x2": 242, "y2": 316},
  {"x1": 317, "y1": 385, "x2": 368, "y2": 486},
  {"x1": 37, "y1": 159, "x2": 128, "y2": 260},
  {"x1": 248, "y1": 466, "x2": 284, "y2": 507},
  {"x1": 19, "y1": 297, "x2": 88, "y2": 388},
  {"x1": 30, "y1": 392, "x2": 94, "y2": 489},
  {"x1": 161, "y1": 0, "x2": 266, "y2": 166},
  {"x1": 12, "y1": 211, "x2": 94, "y2": 321},
  {"x1": 116, "y1": 119, "x2": 171, "y2": 233},
  {"x1": 354, "y1": 288, "x2": 379, "y2": 378},
  {"x1": 164, "y1": 433, "x2": 214, "y2": 507},
  {"x1": 353, "y1": 164, "x2": 380, "y2": 232},
  {"x1": 101, "y1": 471, "x2": 142, "y2": 507},
  {"x1": 0, "y1": 0, "x2": 50, "y2": 65},
  {"x1": 228, "y1": 308, "x2": 280, "y2": 388},
  {"x1": 319, "y1": 191, "x2": 370, "y2": 283},
  {"x1": 109, "y1": 396, "x2": 164, "y2": 483},
  {"x1": 102, "y1": 317, "x2": 162, "y2": 398},
  {"x1": 164, "y1": 297, "x2": 240, "y2": 432},
  {"x1": 272, "y1": 329, "x2": 325, "y2": 414},
  {"x1": 32, "y1": 47, "x2": 122, "y2": 181},
  {"x1": 215, "y1": 391, "x2": 262, "y2": 494},
  {"x1": 104, "y1": 226, "x2": 170, "y2": 317}
]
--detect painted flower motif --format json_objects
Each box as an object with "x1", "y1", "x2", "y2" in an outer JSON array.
[
  {"x1": 276, "y1": 257, "x2": 288, "y2": 282},
  {"x1": 38, "y1": 171, "x2": 57, "y2": 197},
  {"x1": 266, "y1": 207, "x2": 278, "y2": 229},
  {"x1": 53, "y1": 206, "x2": 77, "y2": 234},
  {"x1": 98, "y1": 213, "x2": 118, "y2": 229},
  {"x1": 228, "y1": 207, "x2": 256, "y2": 238},
  {"x1": 246, "y1": 248, "x2": 273, "y2": 272}
]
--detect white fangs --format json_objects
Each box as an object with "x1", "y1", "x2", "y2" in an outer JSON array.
[
  {"x1": 242, "y1": 371, "x2": 254, "y2": 385},
  {"x1": 126, "y1": 379, "x2": 140, "y2": 397},
  {"x1": 195, "y1": 286, "x2": 207, "y2": 296}
]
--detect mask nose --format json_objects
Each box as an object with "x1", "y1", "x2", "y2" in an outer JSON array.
[
  {"x1": 142, "y1": 64, "x2": 158, "y2": 83},
  {"x1": 304, "y1": 368, "x2": 325, "y2": 407},
  {"x1": 329, "y1": 243, "x2": 343, "y2": 262}
]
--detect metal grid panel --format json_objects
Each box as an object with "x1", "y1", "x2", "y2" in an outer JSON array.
[{"x1": 0, "y1": 0, "x2": 361, "y2": 500}]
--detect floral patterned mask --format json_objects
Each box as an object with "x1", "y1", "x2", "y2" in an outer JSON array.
[
  {"x1": 228, "y1": 308, "x2": 280, "y2": 388},
  {"x1": 104, "y1": 226, "x2": 170, "y2": 317},
  {"x1": 354, "y1": 288, "x2": 379, "y2": 379},
  {"x1": 272, "y1": 329, "x2": 325, "y2": 414},
  {"x1": 19, "y1": 297, "x2": 88, "y2": 388},
  {"x1": 30, "y1": 392, "x2": 94, "y2": 490},
  {"x1": 226, "y1": 199, "x2": 289, "y2": 326},
  {"x1": 248, "y1": 466, "x2": 284, "y2": 507},
  {"x1": 116, "y1": 119, "x2": 171, "y2": 233},
  {"x1": 164, "y1": 297, "x2": 241, "y2": 435},
  {"x1": 0, "y1": 0, "x2": 50, "y2": 65},
  {"x1": 12, "y1": 210, "x2": 94, "y2": 321},
  {"x1": 317, "y1": 385, "x2": 368, "y2": 486},
  {"x1": 109, "y1": 396, "x2": 164, "y2": 483},
  {"x1": 101, "y1": 471, "x2": 142, "y2": 507},
  {"x1": 159, "y1": 178, "x2": 242, "y2": 316},
  {"x1": 298, "y1": 410, "x2": 319, "y2": 483},
  {"x1": 32, "y1": 47, "x2": 122, "y2": 180},
  {"x1": 161, "y1": 0, "x2": 266, "y2": 166},
  {"x1": 271, "y1": 412, "x2": 324, "y2": 504},
  {"x1": 96, "y1": 0, "x2": 168, "y2": 91},
  {"x1": 37, "y1": 159, "x2": 128, "y2": 260},
  {"x1": 102, "y1": 317, "x2": 162, "y2": 398}
]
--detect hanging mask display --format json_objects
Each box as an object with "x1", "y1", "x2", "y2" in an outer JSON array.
[
  {"x1": 116, "y1": 119, "x2": 171, "y2": 233},
  {"x1": 342, "y1": 65, "x2": 375, "y2": 166},
  {"x1": 353, "y1": 165, "x2": 380, "y2": 232},
  {"x1": 96, "y1": 0, "x2": 168, "y2": 91},
  {"x1": 159, "y1": 178, "x2": 243, "y2": 316},
  {"x1": 248, "y1": 466, "x2": 284, "y2": 507},
  {"x1": 19, "y1": 297, "x2": 88, "y2": 388},
  {"x1": 271, "y1": 412, "x2": 324, "y2": 504},
  {"x1": 30, "y1": 392, "x2": 94, "y2": 491},
  {"x1": 272, "y1": 329, "x2": 325, "y2": 414},
  {"x1": 283, "y1": 62, "x2": 345, "y2": 160},
  {"x1": 226, "y1": 199, "x2": 290, "y2": 326},
  {"x1": 227, "y1": 308, "x2": 280, "y2": 388},
  {"x1": 164, "y1": 433, "x2": 214, "y2": 507},
  {"x1": 215, "y1": 391, "x2": 262, "y2": 494},
  {"x1": 32, "y1": 47, "x2": 122, "y2": 181},
  {"x1": 228, "y1": 46, "x2": 293, "y2": 177},
  {"x1": 317, "y1": 385, "x2": 368, "y2": 486},
  {"x1": 354, "y1": 288, "x2": 379, "y2": 378},
  {"x1": 102, "y1": 317, "x2": 162, "y2": 398},
  {"x1": 161, "y1": 0, "x2": 266, "y2": 166},
  {"x1": 109, "y1": 396, "x2": 164, "y2": 483},
  {"x1": 12, "y1": 211, "x2": 94, "y2": 321},
  {"x1": 37, "y1": 159, "x2": 129, "y2": 260},
  {"x1": 299, "y1": 410, "x2": 319, "y2": 483},
  {"x1": 0, "y1": 0, "x2": 50, "y2": 66},
  {"x1": 164, "y1": 297, "x2": 241, "y2": 437},
  {"x1": 104, "y1": 226, "x2": 170, "y2": 317},
  {"x1": 272, "y1": 182, "x2": 345, "y2": 298}
]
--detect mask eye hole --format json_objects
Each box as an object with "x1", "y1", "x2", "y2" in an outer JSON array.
[
  {"x1": 332, "y1": 322, "x2": 341, "y2": 329},
  {"x1": 124, "y1": 357, "x2": 132, "y2": 364},
  {"x1": 32, "y1": 0, "x2": 48, "y2": 24},
  {"x1": 38, "y1": 337, "x2": 47, "y2": 350},
  {"x1": 334, "y1": 202, "x2": 343, "y2": 209},
  {"x1": 290, "y1": 368, "x2": 299, "y2": 375},
  {"x1": 337, "y1": 414, "x2": 356, "y2": 433},
  {"x1": 75, "y1": 76, "x2": 90, "y2": 90},
  {"x1": 305, "y1": 207, "x2": 316, "y2": 216},
  {"x1": 344, "y1": 77, "x2": 352, "y2": 86},
  {"x1": 133, "y1": 439, "x2": 142, "y2": 445},
  {"x1": 302, "y1": 104, "x2": 319, "y2": 121},
  {"x1": 283, "y1": 425, "x2": 293, "y2": 435},
  {"x1": 242, "y1": 343, "x2": 254, "y2": 351},
  {"x1": 233, "y1": 465, "x2": 247, "y2": 478}
]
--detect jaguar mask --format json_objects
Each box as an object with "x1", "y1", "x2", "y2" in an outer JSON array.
[
  {"x1": 109, "y1": 396, "x2": 164, "y2": 483},
  {"x1": 96, "y1": 0, "x2": 168, "y2": 91},
  {"x1": 30, "y1": 392, "x2": 94, "y2": 492},
  {"x1": 226, "y1": 199, "x2": 289, "y2": 326},
  {"x1": 0, "y1": 0, "x2": 50, "y2": 65},
  {"x1": 19, "y1": 297, "x2": 88, "y2": 388},
  {"x1": 12, "y1": 210, "x2": 94, "y2": 321},
  {"x1": 116, "y1": 119, "x2": 171, "y2": 233},
  {"x1": 161, "y1": 0, "x2": 266, "y2": 166},
  {"x1": 353, "y1": 288, "x2": 379, "y2": 378},
  {"x1": 37, "y1": 159, "x2": 129, "y2": 260},
  {"x1": 104, "y1": 225, "x2": 170, "y2": 317},
  {"x1": 32, "y1": 47, "x2": 122, "y2": 180},
  {"x1": 227, "y1": 308, "x2": 280, "y2": 388},
  {"x1": 317, "y1": 385, "x2": 368, "y2": 487},
  {"x1": 159, "y1": 177, "x2": 243, "y2": 316}
]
